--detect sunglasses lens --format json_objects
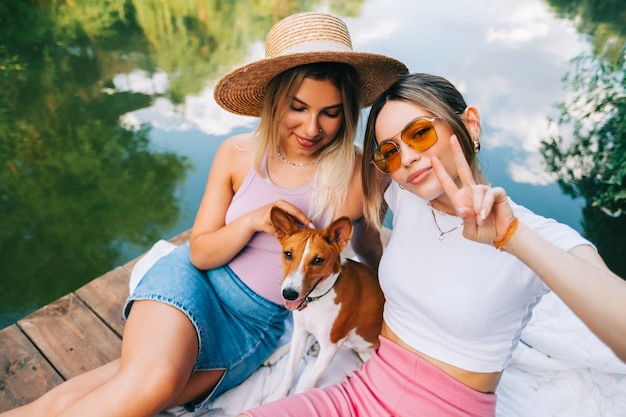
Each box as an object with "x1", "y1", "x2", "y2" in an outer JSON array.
[
  {"x1": 402, "y1": 119, "x2": 438, "y2": 152},
  {"x1": 371, "y1": 118, "x2": 439, "y2": 174},
  {"x1": 372, "y1": 141, "x2": 400, "y2": 173}
]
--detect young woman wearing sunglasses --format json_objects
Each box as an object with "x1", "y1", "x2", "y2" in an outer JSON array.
[{"x1": 241, "y1": 73, "x2": 626, "y2": 416}]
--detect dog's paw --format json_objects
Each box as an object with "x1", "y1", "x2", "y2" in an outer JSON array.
[
  {"x1": 263, "y1": 354, "x2": 280, "y2": 367},
  {"x1": 263, "y1": 343, "x2": 290, "y2": 366}
]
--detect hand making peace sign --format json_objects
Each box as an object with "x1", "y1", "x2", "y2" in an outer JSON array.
[{"x1": 430, "y1": 134, "x2": 518, "y2": 248}]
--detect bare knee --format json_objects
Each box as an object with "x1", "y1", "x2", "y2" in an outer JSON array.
[
  {"x1": 123, "y1": 363, "x2": 191, "y2": 406},
  {"x1": 166, "y1": 368, "x2": 227, "y2": 408},
  {"x1": 36, "y1": 386, "x2": 81, "y2": 416}
]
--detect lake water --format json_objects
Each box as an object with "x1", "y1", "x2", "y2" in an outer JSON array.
[{"x1": 1, "y1": 0, "x2": 624, "y2": 329}]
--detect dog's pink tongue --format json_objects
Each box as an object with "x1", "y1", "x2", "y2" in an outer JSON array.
[{"x1": 284, "y1": 299, "x2": 302, "y2": 311}]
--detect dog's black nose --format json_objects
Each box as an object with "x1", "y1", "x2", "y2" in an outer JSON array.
[{"x1": 282, "y1": 288, "x2": 299, "y2": 301}]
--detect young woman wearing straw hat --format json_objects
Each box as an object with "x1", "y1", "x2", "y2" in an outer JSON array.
[{"x1": 0, "y1": 12, "x2": 407, "y2": 417}]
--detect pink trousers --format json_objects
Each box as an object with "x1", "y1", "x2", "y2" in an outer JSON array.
[{"x1": 243, "y1": 336, "x2": 496, "y2": 417}]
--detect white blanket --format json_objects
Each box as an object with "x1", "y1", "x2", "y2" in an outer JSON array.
[{"x1": 131, "y1": 240, "x2": 626, "y2": 417}]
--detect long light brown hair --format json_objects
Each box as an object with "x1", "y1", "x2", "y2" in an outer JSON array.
[
  {"x1": 362, "y1": 73, "x2": 487, "y2": 229},
  {"x1": 255, "y1": 62, "x2": 361, "y2": 223}
]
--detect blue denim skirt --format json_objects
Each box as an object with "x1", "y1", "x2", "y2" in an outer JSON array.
[{"x1": 123, "y1": 242, "x2": 289, "y2": 411}]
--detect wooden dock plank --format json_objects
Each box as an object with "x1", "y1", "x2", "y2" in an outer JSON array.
[
  {"x1": 75, "y1": 265, "x2": 132, "y2": 337},
  {"x1": 0, "y1": 325, "x2": 64, "y2": 411},
  {"x1": 17, "y1": 293, "x2": 122, "y2": 380},
  {"x1": 169, "y1": 230, "x2": 191, "y2": 246}
]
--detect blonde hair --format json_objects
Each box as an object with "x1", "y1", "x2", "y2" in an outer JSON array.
[
  {"x1": 362, "y1": 73, "x2": 487, "y2": 229},
  {"x1": 255, "y1": 62, "x2": 361, "y2": 224}
]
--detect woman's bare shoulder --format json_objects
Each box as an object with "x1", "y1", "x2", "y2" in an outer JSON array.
[
  {"x1": 215, "y1": 133, "x2": 256, "y2": 164},
  {"x1": 215, "y1": 133, "x2": 258, "y2": 189},
  {"x1": 219, "y1": 132, "x2": 257, "y2": 152}
]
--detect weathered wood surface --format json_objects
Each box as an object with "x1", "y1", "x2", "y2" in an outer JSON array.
[{"x1": 0, "y1": 231, "x2": 190, "y2": 413}]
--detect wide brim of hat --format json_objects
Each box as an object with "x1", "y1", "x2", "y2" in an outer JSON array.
[{"x1": 214, "y1": 51, "x2": 409, "y2": 117}]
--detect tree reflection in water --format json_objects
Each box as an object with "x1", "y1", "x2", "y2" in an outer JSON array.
[
  {"x1": 541, "y1": 0, "x2": 626, "y2": 276},
  {"x1": 0, "y1": 1, "x2": 194, "y2": 326}
]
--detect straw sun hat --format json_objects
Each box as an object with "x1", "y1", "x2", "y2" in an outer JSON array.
[{"x1": 214, "y1": 12, "x2": 409, "y2": 117}]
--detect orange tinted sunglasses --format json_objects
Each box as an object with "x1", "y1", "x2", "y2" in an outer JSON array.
[{"x1": 371, "y1": 116, "x2": 440, "y2": 174}]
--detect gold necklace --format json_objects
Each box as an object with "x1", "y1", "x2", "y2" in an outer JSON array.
[
  {"x1": 430, "y1": 207, "x2": 463, "y2": 241},
  {"x1": 276, "y1": 147, "x2": 316, "y2": 167}
]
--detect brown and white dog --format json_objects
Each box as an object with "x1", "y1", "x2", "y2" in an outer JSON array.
[{"x1": 263, "y1": 206, "x2": 384, "y2": 401}]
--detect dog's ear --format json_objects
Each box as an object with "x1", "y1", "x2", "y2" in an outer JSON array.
[
  {"x1": 270, "y1": 206, "x2": 298, "y2": 239},
  {"x1": 323, "y1": 217, "x2": 353, "y2": 250}
]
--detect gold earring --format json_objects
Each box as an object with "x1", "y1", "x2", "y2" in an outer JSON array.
[{"x1": 473, "y1": 140, "x2": 480, "y2": 153}]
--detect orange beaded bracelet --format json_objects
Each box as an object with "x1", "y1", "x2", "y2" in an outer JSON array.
[{"x1": 494, "y1": 217, "x2": 520, "y2": 250}]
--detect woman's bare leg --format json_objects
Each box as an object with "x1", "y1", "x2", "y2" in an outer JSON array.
[
  {"x1": 1, "y1": 300, "x2": 227, "y2": 417},
  {"x1": 54, "y1": 300, "x2": 203, "y2": 417}
]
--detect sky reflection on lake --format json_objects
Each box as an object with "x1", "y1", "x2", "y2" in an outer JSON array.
[{"x1": 119, "y1": 0, "x2": 587, "y2": 236}]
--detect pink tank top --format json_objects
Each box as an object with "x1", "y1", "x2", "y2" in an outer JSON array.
[{"x1": 225, "y1": 158, "x2": 315, "y2": 305}]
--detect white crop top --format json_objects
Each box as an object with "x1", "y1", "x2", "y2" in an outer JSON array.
[{"x1": 380, "y1": 182, "x2": 592, "y2": 372}]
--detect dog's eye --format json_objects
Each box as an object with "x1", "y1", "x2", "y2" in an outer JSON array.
[
  {"x1": 312, "y1": 257, "x2": 324, "y2": 265},
  {"x1": 283, "y1": 251, "x2": 292, "y2": 260}
]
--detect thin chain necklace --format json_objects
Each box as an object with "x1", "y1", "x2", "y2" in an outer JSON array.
[
  {"x1": 276, "y1": 147, "x2": 316, "y2": 167},
  {"x1": 430, "y1": 207, "x2": 463, "y2": 241}
]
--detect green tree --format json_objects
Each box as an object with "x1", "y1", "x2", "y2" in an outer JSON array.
[
  {"x1": 547, "y1": 0, "x2": 626, "y2": 67},
  {"x1": 541, "y1": 56, "x2": 626, "y2": 217},
  {"x1": 541, "y1": 0, "x2": 626, "y2": 276}
]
